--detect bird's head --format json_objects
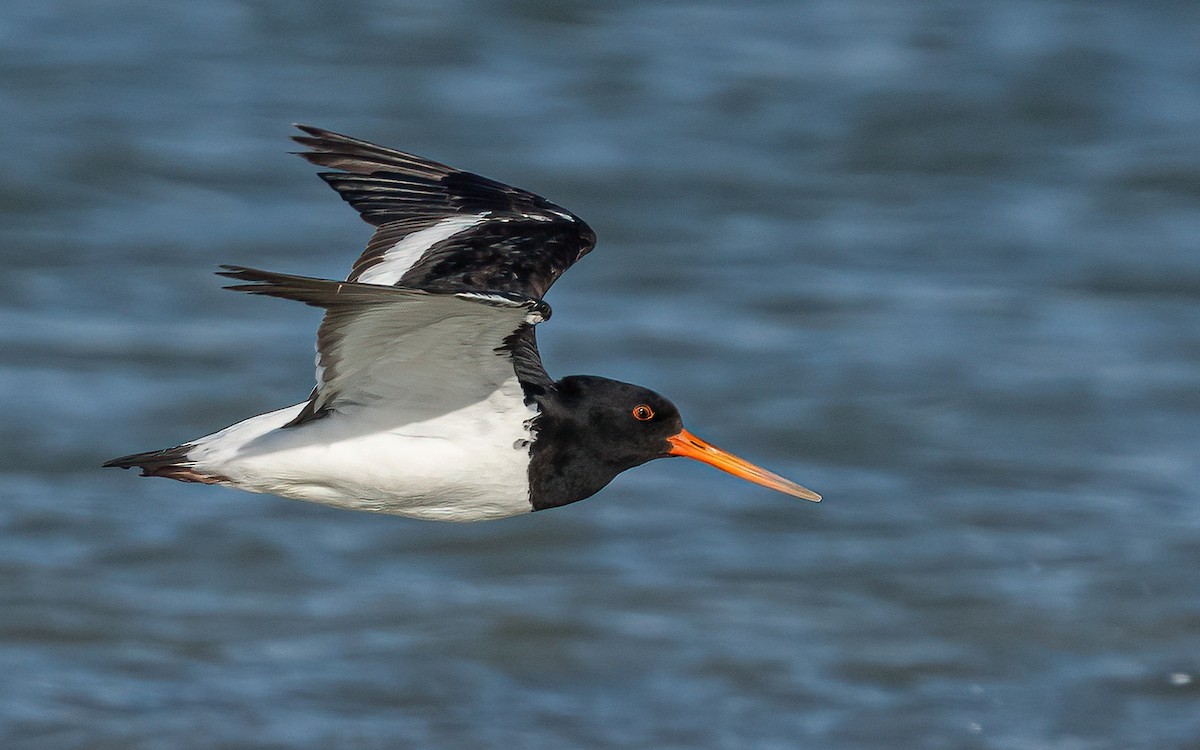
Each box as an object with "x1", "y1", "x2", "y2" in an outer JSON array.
[{"x1": 536, "y1": 376, "x2": 820, "y2": 505}]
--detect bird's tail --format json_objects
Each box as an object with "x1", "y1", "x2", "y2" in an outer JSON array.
[{"x1": 102, "y1": 444, "x2": 223, "y2": 484}]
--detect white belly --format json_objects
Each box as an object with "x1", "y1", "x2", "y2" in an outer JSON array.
[{"x1": 187, "y1": 381, "x2": 537, "y2": 522}]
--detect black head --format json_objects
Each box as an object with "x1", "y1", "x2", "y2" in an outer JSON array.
[
  {"x1": 532, "y1": 376, "x2": 682, "y2": 489},
  {"x1": 527, "y1": 375, "x2": 820, "y2": 511}
]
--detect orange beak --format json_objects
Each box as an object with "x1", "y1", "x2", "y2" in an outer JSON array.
[{"x1": 667, "y1": 429, "x2": 821, "y2": 502}]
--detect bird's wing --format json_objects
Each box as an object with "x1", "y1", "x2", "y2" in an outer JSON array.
[
  {"x1": 218, "y1": 266, "x2": 550, "y2": 427},
  {"x1": 291, "y1": 125, "x2": 597, "y2": 298}
]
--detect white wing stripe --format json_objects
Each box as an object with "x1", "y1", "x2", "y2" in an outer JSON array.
[{"x1": 356, "y1": 213, "x2": 489, "y2": 286}]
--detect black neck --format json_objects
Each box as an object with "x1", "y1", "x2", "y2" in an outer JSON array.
[
  {"x1": 526, "y1": 389, "x2": 619, "y2": 510},
  {"x1": 528, "y1": 379, "x2": 638, "y2": 508}
]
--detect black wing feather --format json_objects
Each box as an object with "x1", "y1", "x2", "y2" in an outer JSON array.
[
  {"x1": 398, "y1": 220, "x2": 588, "y2": 297},
  {"x1": 292, "y1": 124, "x2": 596, "y2": 298}
]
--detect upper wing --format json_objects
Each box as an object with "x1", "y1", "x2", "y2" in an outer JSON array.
[
  {"x1": 292, "y1": 125, "x2": 597, "y2": 298},
  {"x1": 218, "y1": 266, "x2": 550, "y2": 427}
]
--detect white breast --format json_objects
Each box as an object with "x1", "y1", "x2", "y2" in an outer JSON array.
[{"x1": 187, "y1": 375, "x2": 538, "y2": 522}]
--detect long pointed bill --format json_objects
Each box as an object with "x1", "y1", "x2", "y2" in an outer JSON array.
[{"x1": 667, "y1": 429, "x2": 821, "y2": 502}]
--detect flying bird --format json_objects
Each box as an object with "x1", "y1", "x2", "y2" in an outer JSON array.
[{"x1": 104, "y1": 126, "x2": 821, "y2": 521}]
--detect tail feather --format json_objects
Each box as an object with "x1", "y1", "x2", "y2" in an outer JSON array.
[{"x1": 102, "y1": 444, "x2": 224, "y2": 485}]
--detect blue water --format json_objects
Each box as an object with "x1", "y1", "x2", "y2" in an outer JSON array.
[{"x1": 3, "y1": 1, "x2": 1200, "y2": 747}]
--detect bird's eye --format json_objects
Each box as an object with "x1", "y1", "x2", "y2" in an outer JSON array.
[{"x1": 632, "y1": 404, "x2": 654, "y2": 421}]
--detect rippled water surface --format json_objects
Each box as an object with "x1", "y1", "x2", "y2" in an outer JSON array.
[{"x1": 3, "y1": 1, "x2": 1200, "y2": 748}]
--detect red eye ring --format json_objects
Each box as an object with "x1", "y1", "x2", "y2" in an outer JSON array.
[{"x1": 632, "y1": 404, "x2": 654, "y2": 421}]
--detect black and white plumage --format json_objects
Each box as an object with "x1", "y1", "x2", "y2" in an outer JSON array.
[
  {"x1": 104, "y1": 126, "x2": 820, "y2": 521},
  {"x1": 293, "y1": 124, "x2": 594, "y2": 296}
]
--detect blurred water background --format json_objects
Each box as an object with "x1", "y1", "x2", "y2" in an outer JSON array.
[{"x1": 3, "y1": 1, "x2": 1200, "y2": 747}]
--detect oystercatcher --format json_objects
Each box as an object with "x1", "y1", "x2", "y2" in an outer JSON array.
[{"x1": 104, "y1": 126, "x2": 821, "y2": 521}]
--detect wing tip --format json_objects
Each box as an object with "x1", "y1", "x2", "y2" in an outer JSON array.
[
  {"x1": 215, "y1": 264, "x2": 262, "y2": 285},
  {"x1": 215, "y1": 265, "x2": 303, "y2": 297}
]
